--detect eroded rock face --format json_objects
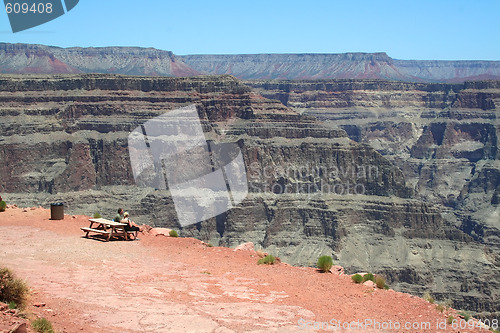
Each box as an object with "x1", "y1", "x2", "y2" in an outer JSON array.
[
  {"x1": 181, "y1": 54, "x2": 500, "y2": 82},
  {"x1": 2, "y1": 43, "x2": 500, "y2": 82},
  {"x1": 249, "y1": 78, "x2": 500, "y2": 319},
  {"x1": 0, "y1": 74, "x2": 497, "y2": 320},
  {"x1": 0, "y1": 43, "x2": 198, "y2": 76}
]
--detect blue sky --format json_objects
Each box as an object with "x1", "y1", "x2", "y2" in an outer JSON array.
[{"x1": 0, "y1": 0, "x2": 499, "y2": 60}]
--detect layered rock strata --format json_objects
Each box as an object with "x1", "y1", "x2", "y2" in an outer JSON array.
[{"x1": 0, "y1": 75, "x2": 497, "y2": 320}]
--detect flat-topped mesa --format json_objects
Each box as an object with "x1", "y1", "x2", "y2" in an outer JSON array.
[
  {"x1": 0, "y1": 43, "x2": 199, "y2": 76},
  {"x1": 181, "y1": 52, "x2": 407, "y2": 81},
  {"x1": 181, "y1": 53, "x2": 500, "y2": 82},
  {"x1": 2, "y1": 43, "x2": 500, "y2": 82}
]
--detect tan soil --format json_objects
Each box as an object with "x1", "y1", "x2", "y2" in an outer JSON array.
[{"x1": 0, "y1": 207, "x2": 490, "y2": 333}]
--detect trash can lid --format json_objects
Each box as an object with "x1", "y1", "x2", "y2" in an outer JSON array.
[{"x1": 51, "y1": 202, "x2": 64, "y2": 206}]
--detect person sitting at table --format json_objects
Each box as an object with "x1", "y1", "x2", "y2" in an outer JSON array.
[
  {"x1": 114, "y1": 208, "x2": 124, "y2": 222},
  {"x1": 122, "y1": 211, "x2": 140, "y2": 240}
]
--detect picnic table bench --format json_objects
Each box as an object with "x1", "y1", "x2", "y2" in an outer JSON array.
[{"x1": 81, "y1": 218, "x2": 133, "y2": 241}]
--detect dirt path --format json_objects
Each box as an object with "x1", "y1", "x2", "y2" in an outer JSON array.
[{"x1": 0, "y1": 207, "x2": 490, "y2": 332}]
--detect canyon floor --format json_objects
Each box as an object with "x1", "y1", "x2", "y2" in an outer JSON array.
[{"x1": 0, "y1": 206, "x2": 491, "y2": 333}]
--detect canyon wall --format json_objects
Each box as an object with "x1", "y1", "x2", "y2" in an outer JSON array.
[
  {"x1": 0, "y1": 43, "x2": 198, "y2": 76},
  {"x1": 181, "y1": 53, "x2": 500, "y2": 82},
  {"x1": 0, "y1": 74, "x2": 498, "y2": 320}
]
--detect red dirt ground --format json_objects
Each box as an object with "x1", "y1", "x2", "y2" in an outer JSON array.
[{"x1": 0, "y1": 206, "x2": 491, "y2": 332}]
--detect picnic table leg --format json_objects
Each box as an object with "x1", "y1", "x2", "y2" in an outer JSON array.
[
  {"x1": 106, "y1": 227, "x2": 112, "y2": 241},
  {"x1": 84, "y1": 222, "x2": 95, "y2": 238}
]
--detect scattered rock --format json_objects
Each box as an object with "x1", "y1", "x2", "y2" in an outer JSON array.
[
  {"x1": 30, "y1": 207, "x2": 36, "y2": 210},
  {"x1": 0, "y1": 303, "x2": 7, "y2": 311},
  {"x1": 6, "y1": 309, "x2": 19, "y2": 316},
  {"x1": 33, "y1": 302, "x2": 46, "y2": 307},
  {"x1": 256, "y1": 249, "x2": 268, "y2": 258},
  {"x1": 363, "y1": 280, "x2": 375, "y2": 288},
  {"x1": 72, "y1": 215, "x2": 76, "y2": 218},
  {"x1": 234, "y1": 242, "x2": 255, "y2": 252},
  {"x1": 22, "y1": 208, "x2": 28, "y2": 213},
  {"x1": 10, "y1": 321, "x2": 27, "y2": 333},
  {"x1": 149, "y1": 228, "x2": 172, "y2": 237},
  {"x1": 331, "y1": 265, "x2": 345, "y2": 275},
  {"x1": 140, "y1": 224, "x2": 152, "y2": 233}
]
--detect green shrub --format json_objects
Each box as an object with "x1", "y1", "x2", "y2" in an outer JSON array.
[
  {"x1": 257, "y1": 255, "x2": 276, "y2": 265},
  {"x1": 447, "y1": 315, "x2": 454, "y2": 325},
  {"x1": 317, "y1": 255, "x2": 333, "y2": 273},
  {"x1": 423, "y1": 291, "x2": 435, "y2": 304},
  {"x1": 0, "y1": 201, "x2": 6, "y2": 212},
  {"x1": 31, "y1": 318, "x2": 54, "y2": 333},
  {"x1": 436, "y1": 304, "x2": 445, "y2": 312},
  {"x1": 169, "y1": 230, "x2": 178, "y2": 237},
  {"x1": 93, "y1": 212, "x2": 101, "y2": 218},
  {"x1": 375, "y1": 276, "x2": 386, "y2": 289},
  {"x1": 0, "y1": 268, "x2": 29, "y2": 309},
  {"x1": 458, "y1": 311, "x2": 471, "y2": 321},
  {"x1": 351, "y1": 274, "x2": 363, "y2": 283},
  {"x1": 8, "y1": 301, "x2": 16, "y2": 309},
  {"x1": 363, "y1": 273, "x2": 375, "y2": 282}
]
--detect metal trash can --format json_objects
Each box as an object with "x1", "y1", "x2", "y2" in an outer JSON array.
[{"x1": 50, "y1": 202, "x2": 64, "y2": 220}]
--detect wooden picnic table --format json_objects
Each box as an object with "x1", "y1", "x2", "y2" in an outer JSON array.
[{"x1": 81, "y1": 218, "x2": 131, "y2": 241}]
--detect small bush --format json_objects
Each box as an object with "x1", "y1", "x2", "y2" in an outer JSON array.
[
  {"x1": 363, "y1": 273, "x2": 375, "y2": 282},
  {"x1": 0, "y1": 268, "x2": 29, "y2": 309},
  {"x1": 458, "y1": 311, "x2": 471, "y2": 321},
  {"x1": 169, "y1": 230, "x2": 178, "y2": 237},
  {"x1": 351, "y1": 274, "x2": 363, "y2": 284},
  {"x1": 436, "y1": 304, "x2": 445, "y2": 312},
  {"x1": 8, "y1": 301, "x2": 16, "y2": 309},
  {"x1": 0, "y1": 201, "x2": 6, "y2": 212},
  {"x1": 93, "y1": 212, "x2": 101, "y2": 218},
  {"x1": 317, "y1": 256, "x2": 333, "y2": 273},
  {"x1": 257, "y1": 255, "x2": 275, "y2": 265},
  {"x1": 31, "y1": 317, "x2": 54, "y2": 333},
  {"x1": 423, "y1": 291, "x2": 435, "y2": 304},
  {"x1": 375, "y1": 276, "x2": 386, "y2": 289},
  {"x1": 447, "y1": 315, "x2": 454, "y2": 325}
]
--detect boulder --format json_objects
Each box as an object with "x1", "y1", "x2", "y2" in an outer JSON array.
[
  {"x1": 0, "y1": 302, "x2": 7, "y2": 311},
  {"x1": 149, "y1": 228, "x2": 172, "y2": 237},
  {"x1": 234, "y1": 242, "x2": 255, "y2": 252},
  {"x1": 139, "y1": 224, "x2": 152, "y2": 233},
  {"x1": 331, "y1": 265, "x2": 344, "y2": 275},
  {"x1": 10, "y1": 322, "x2": 27, "y2": 333},
  {"x1": 363, "y1": 280, "x2": 375, "y2": 288}
]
